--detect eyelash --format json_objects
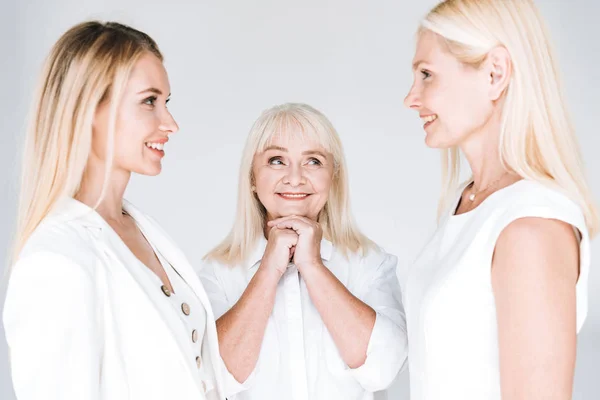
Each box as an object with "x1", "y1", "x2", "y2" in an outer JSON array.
[
  {"x1": 143, "y1": 96, "x2": 171, "y2": 107},
  {"x1": 421, "y1": 69, "x2": 432, "y2": 80},
  {"x1": 143, "y1": 96, "x2": 157, "y2": 106},
  {"x1": 268, "y1": 157, "x2": 284, "y2": 165},
  {"x1": 267, "y1": 157, "x2": 323, "y2": 166}
]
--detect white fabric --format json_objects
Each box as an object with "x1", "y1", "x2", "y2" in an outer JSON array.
[
  {"x1": 155, "y1": 248, "x2": 212, "y2": 395},
  {"x1": 3, "y1": 197, "x2": 227, "y2": 400},
  {"x1": 402, "y1": 180, "x2": 591, "y2": 400},
  {"x1": 197, "y1": 237, "x2": 408, "y2": 400}
]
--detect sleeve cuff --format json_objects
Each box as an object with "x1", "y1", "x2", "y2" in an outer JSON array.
[
  {"x1": 345, "y1": 312, "x2": 408, "y2": 391},
  {"x1": 221, "y1": 356, "x2": 259, "y2": 397}
]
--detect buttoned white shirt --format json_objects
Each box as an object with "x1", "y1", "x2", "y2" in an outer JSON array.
[{"x1": 197, "y1": 237, "x2": 408, "y2": 400}]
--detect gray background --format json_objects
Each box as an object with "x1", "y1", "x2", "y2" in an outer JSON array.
[{"x1": 1, "y1": 0, "x2": 598, "y2": 398}]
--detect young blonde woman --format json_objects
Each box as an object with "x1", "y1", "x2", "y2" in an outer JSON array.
[
  {"x1": 3, "y1": 21, "x2": 227, "y2": 400},
  {"x1": 197, "y1": 103, "x2": 408, "y2": 400},
  {"x1": 403, "y1": 0, "x2": 598, "y2": 399}
]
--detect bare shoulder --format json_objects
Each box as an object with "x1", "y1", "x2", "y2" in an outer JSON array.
[
  {"x1": 494, "y1": 217, "x2": 579, "y2": 281},
  {"x1": 497, "y1": 217, "x2": 577, "y2": 251}
]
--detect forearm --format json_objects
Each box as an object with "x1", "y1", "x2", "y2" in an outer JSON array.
[
  {"x1": 300, "y1": 262, "x2": 376, "y2": 368},
  {"x1": 216, "y1": 266, "x2": 279, "y2": 382}
]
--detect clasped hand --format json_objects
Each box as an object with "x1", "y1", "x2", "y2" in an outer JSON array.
[{"x1": 261, "y1": 215, "x2": 323, "y2": 276}]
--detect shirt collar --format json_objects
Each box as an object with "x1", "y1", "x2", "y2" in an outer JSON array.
[
  {"x1": 49, "y1": 196, "x2": 135, "y2": 229},
  {"x1": 247, "y1": 236, "x2": 333, "y2": 269}
]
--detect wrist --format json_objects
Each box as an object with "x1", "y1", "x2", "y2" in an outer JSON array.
[
  {"x1": 296, "y1": 259, "x2": 325, "y2": 273},
  {"x1": 257, "y1": 260, "x2": 286, "y2": 282}
]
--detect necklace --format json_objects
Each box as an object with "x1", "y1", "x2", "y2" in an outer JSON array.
[{"x1": 468, "y1": 172, "x2": 508, "y2": 201}]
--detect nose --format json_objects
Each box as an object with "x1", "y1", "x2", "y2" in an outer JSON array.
[
  {"x1": 159, "y1": 108, "x2": 179, "y2": 135},
  {"x1": 283, "y1": 163, "x2": 305, "y2": 187},
  {"x1": 404, "y1": 83, "x2": 422, "y2": 110}
]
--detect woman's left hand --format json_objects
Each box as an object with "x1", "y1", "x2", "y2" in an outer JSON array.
[{"x1": 267, "y1": 215, "x2": 323, "y2": 270}]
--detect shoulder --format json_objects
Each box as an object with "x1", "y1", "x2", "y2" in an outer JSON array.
[
  {"x1": 196, "y1": 255, "x2": 244, "y2": 282},
  {"x1": 341, "y1": 244, "x2": 398, "y2": 273},
  {"x1": 497, "y1": 216, "x2": 578, "y2": 257},
  {"x1": 493, "y1": 185, "x2": 581, "y2": 281},
  {"x1": 19, "y1": 217, "x2": 98, "y2": 269},
  {"x1": 12, "y1": 198, "x2": 110, "y2": 282},
  {"x1": 498, "y1": 180, "x2": 583, "y2": 217},
  {"x1": 7, "y1": 222, "x2": 99, "y2": 312},
  {"x1": 489, "y1": 180, "x2": 587, "y2": 238}
]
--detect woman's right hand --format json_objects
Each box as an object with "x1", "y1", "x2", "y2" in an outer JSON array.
[{"x1": 260, "y1": 226, "x2": 299, "y2": 277}]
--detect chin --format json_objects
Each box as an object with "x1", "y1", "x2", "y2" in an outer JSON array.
[
  {"x1": 134, "y1": 163, "x2": 162, "y2": 176},
  {"x1": 279, "y1": 208, "x2": 309, "y2": 217},
  {"x1": 424, "y1": 130, "x2": 459, "y2": 149}
]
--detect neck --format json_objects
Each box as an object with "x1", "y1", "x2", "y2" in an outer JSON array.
[
  {"x1": 459, "y1": 110, "x2": 509, "y2": 190},
  {"x1": 76, "y1": 158, "x2": 131, "y2": 224}
]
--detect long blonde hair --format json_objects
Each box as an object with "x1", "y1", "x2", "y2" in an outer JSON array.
[
  {"x1": 205, "y1": 103, "x2": 374, "y2": 266},
  {"x1": 12, "y1": 21, "x2": 163, "y2": 261},
  {"x1": 421, "y1": 0, "x2": 599, "y2": 237}
]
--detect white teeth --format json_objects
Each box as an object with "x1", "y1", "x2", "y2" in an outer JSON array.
[
  {"x1": 421, "y1": 114, "x2": 438, "y2": 124},
  {"x1": 145, "y1": 142, "x2": 164, "y2": 151},
  {"x1": 280, "y1": 193, "x2": 308, "y2": 198}
]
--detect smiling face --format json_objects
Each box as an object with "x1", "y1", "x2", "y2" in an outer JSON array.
[
  {"x1": 92, "y1": 52, "x2": 179, "y2": 176},
  {"x1": 404, "y1": 30, "x2": 494, "y2": 149},
  {"x1": 252, "y1": 129, "x2": 335, "y2": 222}
]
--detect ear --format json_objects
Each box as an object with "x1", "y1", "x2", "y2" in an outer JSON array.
[{"x1": 486, "y1": 46, "x2": 512, "y2": 101}]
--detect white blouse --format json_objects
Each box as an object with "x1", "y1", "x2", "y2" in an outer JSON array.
[
  {"x1": 197, "y1": 238, "x2": 408, "y2": 400},
  {"x1": 402, "y1": 180, "x2": 591, "y2": 400},
  {"x1": 154, "y1": 249, "x2": 212, "y2": 395}
]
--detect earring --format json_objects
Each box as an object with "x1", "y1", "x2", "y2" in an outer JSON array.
[{"x1": 251, "y1": 185, "x2": 256, "y2": 191}]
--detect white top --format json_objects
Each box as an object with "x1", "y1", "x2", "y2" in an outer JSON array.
[
  {"x1": 153, "y1": 247, "x2": 212, "y2": 395},
  {"x1": 402, "y1": 180, "x2": 591, "y2": 400},
  {"x1": 197, "y1": 238, "x2": 408, "y2": 400},
  {"x1": 3, "y1": 197, "x2": 227, "y2": 400}
]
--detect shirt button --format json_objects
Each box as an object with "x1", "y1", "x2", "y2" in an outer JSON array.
[
  {"x1": 192, "y1": 329, "x2": 198, "y2": 343},
  {"x1": 160, "y1": 285, "x2": 171, "y2": 297},
  {"x1": 196, "y1": 356, "x2": 202, "y2": 368},
  {"x1": 181, "y1": 303, "x2": 190, "y2": 315}
]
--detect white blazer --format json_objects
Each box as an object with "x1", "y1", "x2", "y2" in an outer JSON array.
[{"x1": 3, "y1": 197, "x2": 227, "y2": 400}]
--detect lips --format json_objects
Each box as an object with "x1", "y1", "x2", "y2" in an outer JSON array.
[
  {"x1": 145, "y1": 141, "x2": 165, "y2": 151},
  {"x1": 277, "y1": 193, "x2": 310, "y2": 199},
  {"x1": 420, "y1": 114, "x2": 438, "y2": 124}
]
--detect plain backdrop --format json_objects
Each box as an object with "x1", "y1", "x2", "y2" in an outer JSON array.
[{"x1": 1, "y1": 1, "x2": 598, "y2": 398}]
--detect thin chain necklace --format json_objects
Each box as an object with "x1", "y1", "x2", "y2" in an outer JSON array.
[{"x1": 468, "y1": 172, "x2": 509, "y2": 202}]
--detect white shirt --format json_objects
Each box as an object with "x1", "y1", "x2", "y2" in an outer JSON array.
[
  {"x1": 197, "y1": 238, "x2": 408, "y2": 400},
  {"x1": 153, "y1": 248, "x2": 212, "y2": 395},
  {"x1": 402, "y1": 180, "x2": 591, "y2": 400}
]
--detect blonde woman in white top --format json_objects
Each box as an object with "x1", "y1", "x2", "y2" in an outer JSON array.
[
  {"x1": 3, "y1": 21, "x2": 227, "y2": 400},
  {"x1": 198, "y1": 103, "x2": 408, "y2": 400},
  {"x1": 403, "y1": 1, "x2": 599, "y2": 399}
]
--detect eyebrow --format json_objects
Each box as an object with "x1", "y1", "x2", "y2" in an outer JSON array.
[
  {"x1": 412, "y1": 60, "x2": 425, "y2": 71},
  {"x1": 263, "y1": 145, "x2": 328, "y2": 158},
  {"x1": 137, "y1": 87, "x2": 171, "y2": 97}
]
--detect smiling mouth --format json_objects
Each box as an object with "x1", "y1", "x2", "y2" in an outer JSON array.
[
  {"x1": 145, "y1": 142, "x2": 166, "y2": 158},
  {"x1": 421, "y1": 114, "x2": 438, "y2": 128},
  {"x1": 277, "y1": 193, "x2": 311, "y2": 200},
  {"x1": 145, "y1": 141, "x2": 165, "y2": 150}
]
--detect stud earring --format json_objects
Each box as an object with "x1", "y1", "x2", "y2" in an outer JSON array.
[{"x1": 251, "y1": 185, "x2": 256, "y2": 191}]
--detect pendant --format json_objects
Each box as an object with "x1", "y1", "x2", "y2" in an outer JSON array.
[{"x1": 469, "y1": 193, "x2": 476, "y2": 201}]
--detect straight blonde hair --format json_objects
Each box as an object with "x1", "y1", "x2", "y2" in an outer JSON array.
[
  {"x1": 12, "y1": 21, "x2": 163, "y2": 262},
  {"x1": 205, "y1": 103, "x2": 374, "y2": 266},
  {"x1": 421, "y1": 0, "x2": 599, "y2": 237}
]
